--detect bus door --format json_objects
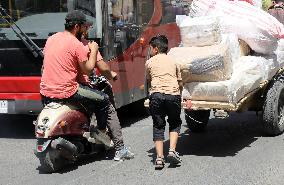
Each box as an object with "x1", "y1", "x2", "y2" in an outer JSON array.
[{"x1": 101, "y1": 0, "x2": 155, "y2": 108}]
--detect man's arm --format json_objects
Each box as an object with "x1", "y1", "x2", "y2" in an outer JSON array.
[
  {"x1": 96, "y1": 60, "x2": 117, "y2": 81},
  {"x1": 78, "y1": 41, "x2": 98, "y2": 75}
]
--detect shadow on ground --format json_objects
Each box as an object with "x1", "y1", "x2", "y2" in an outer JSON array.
[
  {"x1": 148, "y1": 112, "x2": 263, "y2": 161},
  {"x1": 0, "y1": 114, "x2": 36, "y2": 139},
  {"x1": 37, "y1": 147, "x2": 115, "y2": 174},
  {"x1": 117, "y1": 99, "x2": 150, "y2": 128}
]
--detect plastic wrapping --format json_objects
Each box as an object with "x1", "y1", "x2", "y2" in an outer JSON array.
[
  {"x1": 251, "y1": 0, "x2": 262, "y2": 8},
  {"x1": 276, "y1": 51, "x2": 284, "y2": 64},
  {"x1": 168, "y1": 45, "x2": 231, "y2": 82},
  {"x1": 182, "y1": 56, "x2": 279, "y2": 103},
  {"x1": 190, "y1": 0, "x2": 284, "y2": 54},
  {"x1": 234, "y1": 56, "x2": 277, "y2": 81},
  {"x1": 178, "y1": 15, "x2": 221, "y2": 47},
  {"x1": 182, "y1": 74, "x2": 262, "y2": 103},
  {"x1": 168, "y1": 34, "x2": 240, "y2": 82},
  {"x1": 275, "y1": 39, "x2": 284, "y2": 65}
]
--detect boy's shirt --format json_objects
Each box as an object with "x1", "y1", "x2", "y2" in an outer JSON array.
[{"x1": 145, "y1": 53, "x2": 182, "y2": 95}]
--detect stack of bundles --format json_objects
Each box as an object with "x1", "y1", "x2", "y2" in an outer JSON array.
[
  {"x1": 190, "y1": 0, "x2": 284, "y2": 54},
  {"x1": 182, "y1": 56, "x2": 278, "y2": 103},
  {"x1": 169, "y1": 16, "x2": 242, "y2": 83},
  {"x1": 170, "y1": 0, "x2": 284, "y2": 104},
  {"x1": 169, "y1": 15, "x2": 248, "y2": 82}
]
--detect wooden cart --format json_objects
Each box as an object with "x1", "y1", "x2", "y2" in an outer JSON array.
[{"x1": 182, "y1": 68, "x2": 284, "y2": 136}]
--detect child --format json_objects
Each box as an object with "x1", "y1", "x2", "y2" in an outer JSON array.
[{"x1": 145, "y1": 35, "x2": 183, "y2": 169}]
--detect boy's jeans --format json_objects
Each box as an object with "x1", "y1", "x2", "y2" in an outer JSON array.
[{"x1": 149, "y1": 92, "x2": 182, "y2": 141}]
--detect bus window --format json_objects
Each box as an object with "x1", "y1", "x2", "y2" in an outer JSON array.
[
  {"x1": 0, "y1": 0, "x2": 100, "y2": 41},
  {"x1": 103, "y1": 0, "x2": 154, "y2": 60},
  {"x1": 160, "y1": 0, "x2": 192, "y2": 24},
  {"x1": 0, "y1": 0, "x2": 101, "y2": 77}
]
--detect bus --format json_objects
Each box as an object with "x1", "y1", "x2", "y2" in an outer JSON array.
[{"x1": 0, "y1": 0, "x2": 191, "y2": 114}]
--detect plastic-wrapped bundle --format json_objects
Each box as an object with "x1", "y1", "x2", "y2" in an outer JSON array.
[
  {"x1": 168, "y1": 34, "x2": 240, "y2": 82},
  {"x1": 182, "y1": 74, "x2": 262, "y2": 103},
  {"x1": 177, "y1": 15, "x2": 221, "y2": 47},
  {"x1": 169, "y1": 45, "x2": 231, "y2": 82},
  {"x1": 234, "y1": 56, "x2": 278, "y2": 81},
  {"x1": 190, "y1": 0, "x2": 284, "y2": 54},
  {"x1": 182, "y1": 56, "x2": 279, "y2": 103}
]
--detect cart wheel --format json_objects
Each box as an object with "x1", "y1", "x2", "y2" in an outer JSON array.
[
  {"x1": 184, "y1": 109, "x2": 210, "y2": 132},
  {"x1": 263, "y1": 77, "x2": 284, "y2": 136}
]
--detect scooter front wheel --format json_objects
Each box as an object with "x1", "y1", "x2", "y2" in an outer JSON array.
[{"x1": 37, "y1": 147, "x2": 68, "y2": 173}]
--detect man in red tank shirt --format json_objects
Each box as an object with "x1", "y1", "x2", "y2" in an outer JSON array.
[{"x1": 40, "y1": 10, "x2": 134, "y2": 161}]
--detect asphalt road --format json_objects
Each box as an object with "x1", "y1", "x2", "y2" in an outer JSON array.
[{"x1": 0, "y1": 108, "x2": 284, "y2": 185}]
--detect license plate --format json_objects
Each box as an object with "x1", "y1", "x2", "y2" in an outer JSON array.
[{"x1": 0, "y1": 100, "x2": 8, "y2": 113}]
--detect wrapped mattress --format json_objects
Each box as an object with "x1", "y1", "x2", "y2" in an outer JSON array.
[
  {"x1": 178, "y1": 16, "x2": 221, "y2": 47},
  {"x1": 182, "y1": 56, "x2": 279, "y2": 103},
  {"x1": 168, "y1": 34, "x2": 240, "y2": 82}
]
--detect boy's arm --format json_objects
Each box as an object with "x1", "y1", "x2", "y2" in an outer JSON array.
[
  {"x1": 145, "y1": 79, "x2": 151, "y2": 95},
  {"x1": 145, "y1": 62, "x2": 151, "y2": 96},
  {"x1": 144, "y1": 63, "x2": 151, "y2": 107},
  {"x1": 176, "y1": 64, "x2": 183, "y2": 95}
]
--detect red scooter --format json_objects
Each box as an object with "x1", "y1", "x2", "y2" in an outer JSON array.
[{"x1": 34, "y1": 75, "x2": 113, "y2": 173}]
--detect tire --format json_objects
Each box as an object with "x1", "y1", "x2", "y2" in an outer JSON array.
[
  {"x1": 184, "y1": 109, "x2": 210, "y2": 132},
  {"x1": 38, "y1": 147, "x2": 68, "y2": 173},
  {"x1": 262, "y1": 76, "x2": 284, "y2": 136}
]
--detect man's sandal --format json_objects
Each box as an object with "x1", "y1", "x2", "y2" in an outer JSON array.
[{"x1": 155, "y1": 157, "x2": 165, "y2": 169}]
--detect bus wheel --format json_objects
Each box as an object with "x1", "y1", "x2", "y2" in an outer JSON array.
[
  {"x1": 184, "y1": 109, "x2": 210, "y2": 132},
  {"x1": 263, "y1": 77, "x2": 284, "y2": 136}
]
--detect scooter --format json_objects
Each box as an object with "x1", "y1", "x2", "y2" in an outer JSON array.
[{"x1": 34, "y1": 75, "x2": 113, "y2": 173}]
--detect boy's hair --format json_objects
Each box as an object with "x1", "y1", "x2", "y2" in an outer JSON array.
[
  {"x1": 149, "y1": 35, "x2": 168, "y2": 53},
  {"x1": 275, "y1": 0, "x2": 284, "y2": 3}
]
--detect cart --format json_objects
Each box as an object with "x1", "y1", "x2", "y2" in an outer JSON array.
[{"x1": 182, "y1": 68, "x2": 284, "y2": 136}]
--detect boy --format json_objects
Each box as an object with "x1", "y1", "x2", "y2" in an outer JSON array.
[{"x1": 145, "y1": 35, "x2": 183, "y2": 169}]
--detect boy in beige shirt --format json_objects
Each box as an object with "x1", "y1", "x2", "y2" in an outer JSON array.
[{"x1": 145, "y1": 35, "x2": 183, "y2": 169}]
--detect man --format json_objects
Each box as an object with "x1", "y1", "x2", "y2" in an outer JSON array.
[{"x1": 40, "y1": 10, "x2": 134, "y2": 161}]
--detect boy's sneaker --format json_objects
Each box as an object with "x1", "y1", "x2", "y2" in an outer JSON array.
[
  {"x1": 167, "y1": 150, "x2": 182, "y2": 165},
  {"x1": 114, "y1": 146, "x2": 134, "y2": 161}
]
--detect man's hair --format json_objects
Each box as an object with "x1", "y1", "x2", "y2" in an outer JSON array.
[
  {"x1": 149, "y1": 35, "x2": 168, "y2": 53},
  {"x1": 65, "y1": 22, "x2": 77, "y2": 31},
  {"x1": 64, "y1": 10, "x2": 92, "y2": 31}
]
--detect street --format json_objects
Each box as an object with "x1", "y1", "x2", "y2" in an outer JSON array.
[{"x1": 0, "y1": 107, "x2": 284, "y2": 185}]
